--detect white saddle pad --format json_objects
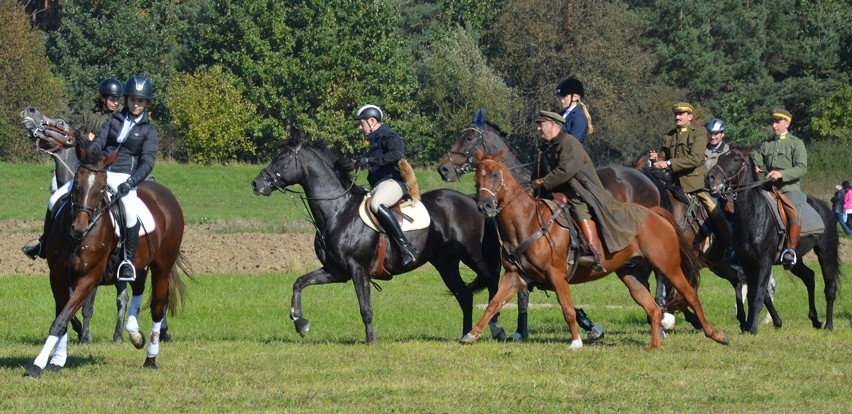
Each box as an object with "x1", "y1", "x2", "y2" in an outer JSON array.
[
  {"x1": 110, "y1": 197, "x2": 156, "y2": 237},
  {"x1": 358, "y1": 197, "x2": 431, "y2": 232}
]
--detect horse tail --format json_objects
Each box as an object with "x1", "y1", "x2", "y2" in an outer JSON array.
[
  {"x1": 399, "y1": 159, "x2": 420, "y2": 201},
  {"x1": 166, "y1": 252, "x2": 193, "y2": 317},
  {"x1": 809, "y1": 196, "x2": 843, "y2": 287},
  {"x1": 651, "y1": 206, "x2": 702, "y2": 311}
]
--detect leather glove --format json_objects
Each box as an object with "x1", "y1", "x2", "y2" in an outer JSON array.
[
  {"x1": 116, "y1": 181, "x2": 133, "y2": 197},
  {"x1": 357, "y1": 157, "x2": 371, "y2": 168}
]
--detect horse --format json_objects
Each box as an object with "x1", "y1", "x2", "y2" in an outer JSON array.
[
  {"x1": 23, "y1": 138, "x2": 190, "y2": 378},
  {"x1": 21, "y1": 107, "x2": 165, "y2": 344},
  {"x1": 705, "y1": 147, "x2": 840, "y2": 333},
  {"x1": 460, "y1": 150, "x2": 729, "y2": 349},
  {"x1": 251, "y1": 139, "x2": 507, "y2": 344},
  {"x1": 632, "y1": 150, "x2": 778, "y2": 331},
  {"x1": 438, "y1": 108, "x2": 661, "y2": 340}
]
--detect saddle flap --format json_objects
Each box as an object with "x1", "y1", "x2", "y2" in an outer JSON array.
[{"x1": 358, "y1": 196, "x2": 430, "y2": 232}]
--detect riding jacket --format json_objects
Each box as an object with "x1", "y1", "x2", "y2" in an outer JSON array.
[
  {"x1": 540, "y1": 132, "x2": 647, "y2": 252},
  {"x1": 363, "y1": 123, "x2": 405, "y2": 188},
  {"x1": 560, "y1": 105, "x2": 587, "y2": 145},
  {"x1": 89, "y1": 109, "x2": 158, "y2": 187},
  {"x1": 80, "y1": 107, "x2": 111, "y2": 139},
  {"x1": 704, "y1": 141, "x2": 730, "y2": 170},
  {"x1": 659, "y1": 124, "x2": 708, "y2": 193},
  {"x1": 752, "y1": 132, "x2": 807, "y2": 198}
]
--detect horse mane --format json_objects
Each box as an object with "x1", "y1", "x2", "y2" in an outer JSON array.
[{"x1": 300, "y1": 139, "x2": 368, "y2": 197}]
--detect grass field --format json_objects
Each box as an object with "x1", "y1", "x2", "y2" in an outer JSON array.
[{"x1": 1, "y1": 160, "x2": 850, "y2": 412}]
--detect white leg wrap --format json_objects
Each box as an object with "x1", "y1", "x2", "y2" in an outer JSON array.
[
  {"x1": 147, "y1": 320, "x2": 162, "y2": 358},
  {"x1": 34, "y1": 335, "x2": 60, "y2": 369},
  {"x1": 126, "y1": 295, "x2": 143, "y2": 333},
  {"x1": 569, "y1": 339, "x2": 584, "y2": 349},
  {"x1": 49, "y1": 333, "x2": 69, "y2": 367}
]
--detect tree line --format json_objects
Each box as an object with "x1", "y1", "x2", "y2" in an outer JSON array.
[{"x1": 1, "y1": 0, "x2": 850, "y2": 165}]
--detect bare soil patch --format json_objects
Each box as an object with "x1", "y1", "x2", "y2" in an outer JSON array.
[{"x1": 1, "y1": 220, "x2": 319, "y2": 277}]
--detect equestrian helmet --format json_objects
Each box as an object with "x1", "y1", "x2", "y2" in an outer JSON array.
[
  {"x1": 98, "y1": 78, "x2": 124, "y2": 97},
  {"x1": 124, "y1": 75, "x2": 153, "y2": 100},
  {"x1": 555, "y1": 77, "x2": 584, "y2": 98},
  {"x1": 705, "y1": 118, "x2": 726, "y2": 133},
  {"x1": 354, "y1": 104, "x2": 383, "y2": 122}
]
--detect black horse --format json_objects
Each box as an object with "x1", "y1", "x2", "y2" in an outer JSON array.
[
  {"x1": 438, "y1": 109, "x2": 662, "y2": 339},
  {"x1": 706, "y1": 147, "x2": 841, "y2": 333},
  {"x1": 20, "y1": 107, "x2": 140, "y2": 344},
  {"x1": 251, "y1": 139, "x2": 506, "y2": 343}
]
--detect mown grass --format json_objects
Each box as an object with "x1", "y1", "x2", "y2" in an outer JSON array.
[{"x1": 1, "y1": 268, "x2": 850, "y2": 412}]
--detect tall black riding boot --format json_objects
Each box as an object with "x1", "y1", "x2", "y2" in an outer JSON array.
[
  {"x1": 22, "y1": 208, "x2": 53, "y2": 260},
  {"x1": 375, "y1": 204, "x2": 417, "y2": 267},
  {"x1": 118, "y1": 223, "x2": 140, "y2": 281}
]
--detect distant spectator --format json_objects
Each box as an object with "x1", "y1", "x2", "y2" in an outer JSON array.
[
  {"x1": 844, "y1": 181, "x2": 852, "y2": 233},
  {"x1": 831, "y1": 183, "x2": 852, "y2": 236}
]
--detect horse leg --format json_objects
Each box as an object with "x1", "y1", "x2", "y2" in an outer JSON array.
[
  {"x1": 291, "y1": 267, "x2": 346, "y2": 337},
  {"x1": 742, "y1": 255, "x2": 773, "y2": 333},
  {"x1": 350, "y1": 268, "x2": 376, "y2": 344},
  {"x1": 433, "y1": 258, "x2": 475, "y2": 337},
  {"x1": 461, "y1": 271, "x2": 525, "y2": 344},
  {"x1": 113, "y1": 281, "x2": 128, "y2": 343},
  {"x1": 79, "y1": 286, "x2": 96, "y2": 344},
  {"x1": 548, "y1": 272, "x2": 583, "y2": 349},
  {"x1": 125, "y1": 276, "x2": 148, "y2": 350},
  {"x1": 510, "y1": 288, "x2": 530, "y2": 341},
  {"x1": 617, "y1": 270, "x2": 663, "y2": 349},
  {"x1": 142, "y1": 264, "x2": 173, "y2": 369},
  {"x1": 790, "y1": 262, "x2": 822, "y2": 329}
]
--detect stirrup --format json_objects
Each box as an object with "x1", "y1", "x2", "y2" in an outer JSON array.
[
  {"x1": 117, "y1": 260, "x2": 137, "y2": 282},
  {"x1": 780, "y1": 248, "x2": 797, "y2": 266}
]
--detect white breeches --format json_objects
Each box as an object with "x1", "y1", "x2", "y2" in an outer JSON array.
[{"x1": 369, "y1": 179, "x2": 404, "y2": 212}]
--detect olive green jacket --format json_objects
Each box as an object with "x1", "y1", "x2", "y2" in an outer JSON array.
[
  {"x1": 80, "y1": 109, "x2": 110, "y2": 139},
  {"x1": 541, "y1": 133, "x2": 647, "y2": 252},
  {"x1": 752, "y1": 132, "x2": 807, "y2": 195},
  {"x1": 659, "y1": 124, "x2": 708, "y2": 193}
]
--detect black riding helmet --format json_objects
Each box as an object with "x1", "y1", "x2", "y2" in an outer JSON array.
[
  {"x1": 124, "y1": 75, "x2": 153, "y2": 100},
  {"x1": 354, "y1": 104, "x2": 383, "y2": 122},
  {"x1": 98, "y1": 78, "x2": 124, "y2": 97}
]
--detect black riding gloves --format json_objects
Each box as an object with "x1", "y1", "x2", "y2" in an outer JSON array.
[{"x1": 116, "y1": 180, "x2": 133, "y2": 198}]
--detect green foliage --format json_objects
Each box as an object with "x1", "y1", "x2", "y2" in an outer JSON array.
[
  {"x1": 165, "y1": 67, "x2": 256, "y2": 164},
  {"x1": 810, "y1": 84, "x2": 852, "y2": 141},
  {"x1": 0, "y1": 0, "x2": 66, "y2": 161}
]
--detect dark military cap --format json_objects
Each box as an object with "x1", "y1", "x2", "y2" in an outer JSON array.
[
  {"x1": 555, "y1": 77, "x2": 584, "y2": 98},
  {"x1": 536, "y1": 110, "x2": 565, "y2": 125}
]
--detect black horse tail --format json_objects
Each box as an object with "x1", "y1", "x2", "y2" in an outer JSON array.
[
  {"x1": 651, "y1": 206, "x2": 702, "y2": 311},
  {"x1": 809, "y1": 196, "x2": 843, "y2": 287}
]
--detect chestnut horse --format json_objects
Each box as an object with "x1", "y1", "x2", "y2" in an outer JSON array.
[
  {"x1": 24, "y1": 139, "x2": 190, "y2": 378},
  {"x1": 438, "y1": 108, "x2": 661, "y2": 340},
  {"x1": 460, "y1": 150, "x2": 729, "y2": 348}
]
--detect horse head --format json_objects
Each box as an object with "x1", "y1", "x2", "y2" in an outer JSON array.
[
  {"x1": 437, "y1": 109, "x2": 490, "y2": 182},
  {"x1": 20, "y1": 107, "x2": 77, "y2": 152},
  {"x1": 475, "y1": 149, "x2": 512, "y2": 217},
  {"x1": 706, "y1": 147, "x2": 754, "y2": 196},
  {"x1": 252, "y1": 140, "x2": 305, "y2": 196},
  {"x1": 69, "y1": 141, "x2": 118, "y2": 240}
]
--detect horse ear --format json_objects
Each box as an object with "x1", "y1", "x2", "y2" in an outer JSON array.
[
  {"x1": 472, "y1": 108, "x2": 485, "y2": 129},
  {"x1": 75, "y1": 138, "x2": 89, "y2": 163},
  {"x1": 104, "y1": 149, "x2": 119, "y2": 167},
  {"x1": 494, "y1": 148, "x2": 504, "y2": 162},
  {"x1": 475, "y1": 148, "x2": 485, "y2": 161}
]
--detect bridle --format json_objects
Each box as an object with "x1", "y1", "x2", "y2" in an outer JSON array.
[
  {"x1": 258, "y1": 141, "x2": 357, "y2": 202},
  {"x1": 443, "y1": 127, "x2": 487, "y2": 176},
  {"x1": 477, "y1": 163, "x2": 532, "y2": 215},
  {"x1": 69, "y1": 163, "x2": 113, "y2": 241},
  {"x1": 709, "y1": 152, "x2": 771, "y2": 202}
]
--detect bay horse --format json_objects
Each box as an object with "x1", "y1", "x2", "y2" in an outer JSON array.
[
  {"x1": 251, "y1": 139, "x2": 506, "y2": 344},
  {"x1": 21, "y1": 107, "x2": 160, "y2": 344},
  {"x1": 706, "y1": 147, "x2": 840, "y2": 333},
  {"x1": 24, "y1": 138, "x2": 190, "y2": 378},
  {"x1": 438, "y1": 108, "x2": 661, "y2": 340},
  {"x1": 461, "y1": 150, "x2": 729, "y2": 349}
]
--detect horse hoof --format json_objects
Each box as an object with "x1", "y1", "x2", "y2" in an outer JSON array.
[
  {"x1": 23, "y1": 365, "x2": 42, "y2": 378},
  {"x1": 716, "y1": 332, "x2": 730, "y2": 345},
  {"x1": 129, "y1": 331, "x2": 145, "y2": 349},
  {"x1": 113, "y1": 336, "x2": 124, "y2": 343},
  {"x1": 143, "y1": 357, "x2": 158, "y2": 369},
  {"x1": 294, "y1": 318, "x2": 310, "y2": 337},
  {"x1": 508, "y1": 332, "x2": 527, "y2": 342},
  {"x1": 45, "y1": 363, "x2": 62, "y2": 373},
  {"x1": 491, "y1": 326, "x2": 507, "y2": 342},
  {"x1": 459, "y1": 333, "x2": 477, "y2": 344},
  {"x1": 161, "y1": 331, "x2": 173, "y2": 342},
  {"x1": 661, "y1": 313, "x2": 676, "y2": 331},
  {"x1": 586, "y1": 324, "x2": 605, "y2": 342},
  {"x1": 568, "y1": 339, "x2": 583, "y2": 349}
]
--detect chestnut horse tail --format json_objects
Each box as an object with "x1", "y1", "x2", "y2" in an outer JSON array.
[
  {"x1": 399, "y1": 159, "x2": 420, "y2": 201},
  {"x1": 167, "y1": 252, "x2": 193, "y2": 317},
  {"x1": 650, "y1": 206, "x2": 702, "y2": 311}
]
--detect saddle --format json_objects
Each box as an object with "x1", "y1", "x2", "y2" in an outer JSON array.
[
  {"x1": 359, "y1": 194, "x2": 431, "y2": 280},
  {"x1": 758, "y1": 189, "x2": 824, "y2": 263}
]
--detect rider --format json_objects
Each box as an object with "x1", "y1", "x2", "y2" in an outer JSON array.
[
  {"x1": 22, "y1": 78, "x2": 124, "y2": 260},
  {"x1": 531, "y1": 111, "x2": 646, "y2": 272},
  {"x1": 355, "y1": 104, "x2": 418, "y2": 267},
  {"x1": 699, "y1": 117, "x2": 733, "y2": 243},
  {"x1": 752, "y1": 108, "x2": 807, "y2": 266},
  {"x1": 87, "y1": 75, "x2": 159, "y2": 281},
  {"x1": 555, "y1": 77, "x2": 594, "y2": 145}
]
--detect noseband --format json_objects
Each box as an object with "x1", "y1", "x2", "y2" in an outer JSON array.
[
  {"x1": 478, "y1": 167, "x2": 530, "y2": 214},
  {"x1": 259, "y1": 142, "x2": 355, "y2": 201},
  {"x1": 70, "y1": 164, "x2": 111, "y2": 239}
]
